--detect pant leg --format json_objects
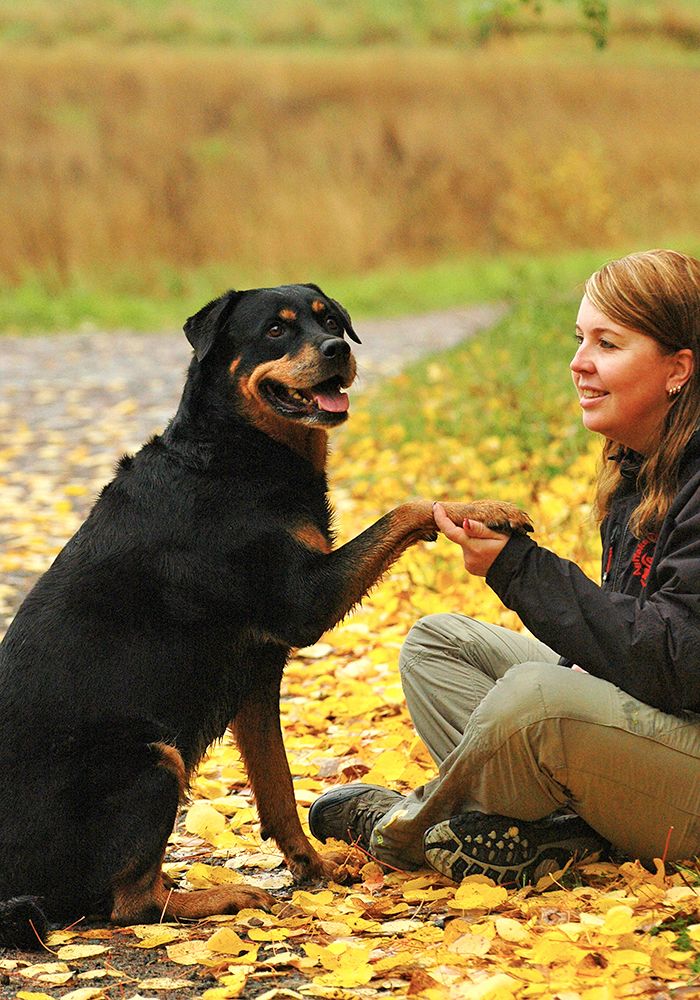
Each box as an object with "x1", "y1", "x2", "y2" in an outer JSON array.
[
  {"x1": 398, "y1": 614, "x2": 560, "y2": 765},
  {"x1": 371, "y1": 615, "x2": 700, "y2": 870}
]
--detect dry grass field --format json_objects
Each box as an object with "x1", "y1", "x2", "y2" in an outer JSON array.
[
  {"x1": 0, "y1": 1, "x2": 699, "y2": 301},
  {"x1": 2, "y1": 40, "x2": 700, "y2": 292}
]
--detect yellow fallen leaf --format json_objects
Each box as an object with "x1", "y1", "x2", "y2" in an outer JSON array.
[
  {"x1": 167, "y1": 939, "x2": 213, "y2": 965},
  {"x1": 495, "y1": 916, "x2": 531, "y2": 943},
  {"x1": 19, "y1": 963, "x2": 74, "y2": 985},
  {"x1": 185, "y1": 862, "x2": 244, "y2": 888},
  {"x1": 449, "y1": 972, "x2": 519, "y2": 999},
  {"x1": 292, "y1": 889, "x2": 334, "y2": 917},
  {"x1": 206, "y1": 928, "x2": 253, "y2": 955},
  {"x1": 248, "y1": 927, "x2": 290, "y2": 941},
  {"x1": 448, "y1": 932, "x2": 492, "y2": 957},
  {"x1": 133, "y1": 928, "x2": 183, "y2": 948},
  {"x1": 185, "y1": 800, "x2": 227, "y2": 842},
  {"x1": 60, "y1": 989, "x2": 107, "y2": 1000},
  {"x1": 448, "y1": 881, "x2": 509, "y2": 910},
  {"x1": 600, "y1": 904, "x2": 636, "y2": 936},
  {"x1": 56, "y1": 945, "x2": 108, "y2": 960},
  {"x1": 137, "y1": 977, "x2": 193, "y2": 990}
]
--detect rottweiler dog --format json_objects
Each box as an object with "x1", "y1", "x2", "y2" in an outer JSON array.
[{"x1": 0, "y1": 283, "x2": 532, "y2": 948}]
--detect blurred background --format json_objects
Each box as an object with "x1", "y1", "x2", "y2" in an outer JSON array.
[{"x1": 0, "y1": 0, "x2": 698, "y2": 329}]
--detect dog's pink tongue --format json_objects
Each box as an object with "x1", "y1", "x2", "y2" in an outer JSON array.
[{"x1": 312, "y1": 388, "x2": 350, "y2": 413}]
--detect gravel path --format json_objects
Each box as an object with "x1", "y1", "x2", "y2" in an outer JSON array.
[{"x1": 0, "y1": 302, "x2": 504, "y2": 448}]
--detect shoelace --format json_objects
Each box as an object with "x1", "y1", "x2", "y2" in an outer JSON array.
[{"x1": 349, "y1": 800, "x2": 392, "y2": 848}]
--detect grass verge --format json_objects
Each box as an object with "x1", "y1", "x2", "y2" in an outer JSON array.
[{"x1": 1, "y1": 246, "x2": 691, "y2": 335}]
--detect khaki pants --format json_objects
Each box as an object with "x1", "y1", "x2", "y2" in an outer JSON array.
[{"x1": 370, "y1": 614, "x2": 700, "y2": 870}]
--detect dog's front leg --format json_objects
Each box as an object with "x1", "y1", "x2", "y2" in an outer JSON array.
[
  {"x1": 304, "y1": 498, "x2": 532, "y2": 636},
  {"x1": 231, "y1": 676, "x2": 333, "y2": 882}
]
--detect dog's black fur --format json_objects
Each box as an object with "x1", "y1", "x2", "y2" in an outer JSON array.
[{"x1": 0, "y1": 283, "x2": 531, "y2": 948}]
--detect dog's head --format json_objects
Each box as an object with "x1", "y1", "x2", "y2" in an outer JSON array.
[{"x1": 184, "y1": 284, "x2": 360, "y2": 430}]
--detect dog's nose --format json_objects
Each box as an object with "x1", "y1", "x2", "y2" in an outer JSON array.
[{"x1": 320, "y1": 338, "x2": 351, "y2": 359}]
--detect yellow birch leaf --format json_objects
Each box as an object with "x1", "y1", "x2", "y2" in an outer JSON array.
[
  {"x1": 206, "y1": 928, "x2": 251, "y2": 955},
  {"x1": 495, "y1": 916, "x2": 531, "y2": 943},
  {"x1": 315, "y1": 964, "x2": 374, "y2": 989},
  {"x1": 448, "y1": 932, "x2": 492, "y2": 957},
  {"x1": 20, "y1": 963, "x2": 74, "y2": 985},
  {"x1": 56, "y1": 945, "x2": 108, "y2": 960},
  {"x1": 167, "y1": 938, "x2": 212, "y2": 965},
  {"x1": 448, "y1": 882, "x2": 508, "y2": 910},
  {"x1": 185, "y1": 862, "x2": 244, "y2": 888},
  {"x1": 185, "y1": 800, "x2": 227, "y2": 842},
  {"x1": 201, "y1": 990, "x2": 244, "y2": 1000},
  {"x1": 133, "y1": 929, "x2": 184, "y2": 948},
  {"x1": 292, "y1": 889, "x2": 334, "y2": 916},
  {"x1": 318, "y1": 920, "x2": 354, "y2": 937},
  {"x1": 247, "y1": 926, "x2": 290, "y2": 942},
  {"x1": 449, "y1": 972, "x2": 519, "y2": 999},
  {"x1": 526, "y1": 936, "x2": 588, "y2": 966},
  {"x1": 60, "y1": 990, "x2": 106, "y2": 1000},
  {"x1": 599, "y1": 905, "x2": 636, "y2": 936},
  {"x1": 137, "y1": 977, "x2": 192, "y2": 990}
]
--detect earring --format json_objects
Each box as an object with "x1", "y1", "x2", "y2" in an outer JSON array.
[{"x1": 668, "y1": 384, "x2": 683, "y2": 397}]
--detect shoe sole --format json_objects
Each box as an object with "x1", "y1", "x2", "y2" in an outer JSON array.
[{"x1": 423, "y1": 812, "x2": 607, "y2": 885}]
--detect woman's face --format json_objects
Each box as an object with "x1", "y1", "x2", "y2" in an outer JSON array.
[{"x1": 571, "y1": 295, "x2": 692, "y2": 454}]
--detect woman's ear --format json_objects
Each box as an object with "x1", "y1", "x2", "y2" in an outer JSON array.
[{"x1": 670, "y1": 348, "x2": 694, "y2": 390}]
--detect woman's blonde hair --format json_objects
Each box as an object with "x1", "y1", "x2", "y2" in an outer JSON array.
[{"x1": 586, "y1": 249, "x2": 700, "y2": 538}]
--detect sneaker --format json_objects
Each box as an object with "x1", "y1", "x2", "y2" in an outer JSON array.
[
  {"x1": 423, "y1": 811, "x2": 609, "y2": 885},
  {"x1": 308, "y1": 783, "x2": 404, "y2": 850}
]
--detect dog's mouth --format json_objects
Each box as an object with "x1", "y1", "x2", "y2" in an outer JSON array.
[{"x1": 260, "y1": 376, "x2": 351, "y2": 424}]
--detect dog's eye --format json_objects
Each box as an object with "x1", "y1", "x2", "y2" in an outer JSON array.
[
  {"x1": 267, "y1": 324, "x2": 284, "y2": 338},
  {"x1": 325, "y1": 316, "x2": 340, "y2": 334}
]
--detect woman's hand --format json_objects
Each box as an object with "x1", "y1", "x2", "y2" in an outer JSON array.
[{"x1": 433, "y1": 501, "x2": 509, "y2": 577}]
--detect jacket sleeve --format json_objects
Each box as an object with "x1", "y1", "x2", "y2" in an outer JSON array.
[{"x1": 485, "y1": 506, "x2": 700, "y2": 714}]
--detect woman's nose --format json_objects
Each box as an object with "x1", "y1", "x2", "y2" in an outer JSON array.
[{"x1": 570, "y1": 343, "x2": 594, "y2": 374}]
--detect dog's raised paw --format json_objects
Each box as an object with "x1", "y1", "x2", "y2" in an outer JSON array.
[{"x1": 442, "y1": 500, "x2": 533, "y2": 535}]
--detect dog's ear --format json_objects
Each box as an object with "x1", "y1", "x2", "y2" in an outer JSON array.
[
  {"x1": 302, "y1": 283, "x2": 361, "y2": 344},
  {"x1": 184, "y1": 290, "x2": 242, "y2": 361}
]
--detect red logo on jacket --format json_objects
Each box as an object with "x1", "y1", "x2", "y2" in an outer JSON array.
[{"x1": 632, "y1": 538, "x2": 655, "y2": 587}]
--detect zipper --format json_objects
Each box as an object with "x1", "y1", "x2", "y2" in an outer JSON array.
[{"x1": 602, "y1": 524, "x2": 620, "y2": 587}]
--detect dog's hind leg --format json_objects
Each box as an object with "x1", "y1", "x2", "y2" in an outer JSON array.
[
  {"x1": 231, "y1": 677, "x2": 333, "y2": 882},
  {"x1": 92, "y1": 742, "x2": 273, "y2": 925}
]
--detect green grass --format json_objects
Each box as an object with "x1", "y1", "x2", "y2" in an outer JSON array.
[
  {"x1": 0, "y1": 248, "x2": 650, "y2": 335},
  {"x1": 4, "y1": 243, "x2": 700, "y2": 337},
  {"x1": 351, "y1": 238, "x2": 700, "y2": 476},
  {"x1": 361, "y1": 266, "x2": 591, "y2": 465}
]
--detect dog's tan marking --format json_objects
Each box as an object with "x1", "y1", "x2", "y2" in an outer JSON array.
[
  {"x1": 229, "y1": 358, "x2": 240, "y2": 377},
  {"x1": 279, "y1": 308, "x2": 297, "y2": 321},
  {"x1": 291, "y1": 524, "x2": 332, "y2": 554},
  {"x1": 111, "y1": 860, "x2": 273, "y2": 925},
  {"x1": 235, "y1": 347, "x2": 348, "y2": 473},
  {"x1": 152, "y1": 742, "x2": 189, "y2": 802},
  {"x1": 311, "y1": 300, "x2": 325, "y2": 313}
]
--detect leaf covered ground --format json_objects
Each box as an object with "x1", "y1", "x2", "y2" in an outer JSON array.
[{"x1": 2, "y1": 305, "x2": 700, "y2": 1000}]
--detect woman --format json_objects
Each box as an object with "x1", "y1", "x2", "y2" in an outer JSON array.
[{"x1": 309, "y1": 249, "x2": 700, "y2": 884}]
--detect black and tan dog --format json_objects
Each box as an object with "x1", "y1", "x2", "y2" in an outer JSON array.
[{"x1": 0, "y1": 284, "x2": 531, "y2": 947}]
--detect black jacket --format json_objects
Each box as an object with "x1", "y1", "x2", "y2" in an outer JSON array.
[{"x1": 487, "y1": 431, "x2": 700, "y2": 715}]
